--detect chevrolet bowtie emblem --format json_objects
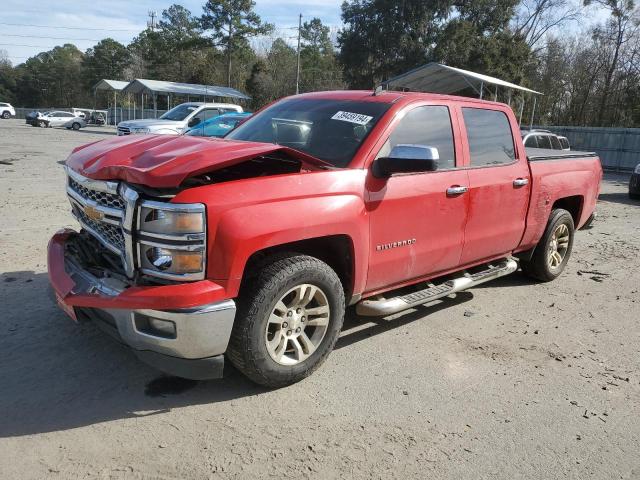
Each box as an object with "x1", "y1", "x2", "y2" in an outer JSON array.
[{"x1": 83, "y1": 205, "x2": 104, "y2": 221}]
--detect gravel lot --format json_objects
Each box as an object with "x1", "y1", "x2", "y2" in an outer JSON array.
[{"x1": 1, "y1": 118, "x2": 639, "y2": 479}]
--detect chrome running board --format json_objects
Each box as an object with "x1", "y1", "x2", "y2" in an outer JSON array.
[{"x1": 356, "y1": 258, "x2": 518, "y2": 316}]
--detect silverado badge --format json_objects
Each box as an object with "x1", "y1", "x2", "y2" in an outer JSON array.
[
  {"x1": 376, "y1": 239, "x2": 416, "y2": 251},
  {"x1": 83, "y1": 205, "x2": 104, "y2": 221}
]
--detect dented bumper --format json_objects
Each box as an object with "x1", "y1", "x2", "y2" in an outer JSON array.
[{"x1": 47, "y1": 229, "x2": 236, "y2": 379}]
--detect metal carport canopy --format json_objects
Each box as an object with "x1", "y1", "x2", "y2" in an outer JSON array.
[
  {"x1": 383, "y1": 62, "x2": 542, "y2": 96},
  {"x1": 121, "y1": 79, "x2": 250, "y2": 100},
  {"x1": 93, "y1": 79, "x2": 129, "y2": 92}
]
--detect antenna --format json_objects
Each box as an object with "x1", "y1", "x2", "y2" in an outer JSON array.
[{"x1": 147, "y1": 11, "x2": 158, "y2": 31}]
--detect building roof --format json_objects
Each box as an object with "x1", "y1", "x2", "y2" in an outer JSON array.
[
  {"x1": 121, "y1": 79, "x2": 250, "y2": 100},
  {"x1": 383, "y1": 62, "x2": 542, "y2": 96},
  {"x1": 93, "y1": 79, "x2": 129, "y2": 92}
]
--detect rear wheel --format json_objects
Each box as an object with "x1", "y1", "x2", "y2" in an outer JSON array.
[
  {"x1": 1, "y1": 111, "x2": 10, "y2": 119},
  {"x1": 227, "y1": 254, "x2": 345, "y2": 387},
  {"x1": 521, "y1": 208, "x2": 575, "y2": 282}
]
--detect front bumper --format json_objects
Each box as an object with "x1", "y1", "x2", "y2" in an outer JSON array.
[
  {"x1": 47, "y1": 229, "x2": 236, "y2": 380},
  {"x1": 629, "y1": 173, "x2": 640, "y2": 194}
]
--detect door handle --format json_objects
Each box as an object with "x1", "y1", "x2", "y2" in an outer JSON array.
[
  {"x1": 513, "y1": 178, "x2": 529, "y2": 187},
  {"x1": 446, "y1": 185, "x2": 469, "y2": 196}
]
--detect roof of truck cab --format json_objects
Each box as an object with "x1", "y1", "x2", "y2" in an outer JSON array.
[{"x1": 294, "y1": 90, "x2": 509, "y2": 107}]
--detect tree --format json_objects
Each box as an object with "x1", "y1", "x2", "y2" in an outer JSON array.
[
  {"x1": 338, "y1": 0, "x2": 451, "y2": 88},
  {"x1": 0, "y1": 50, "x2": 17, "y2": 103},
  {"x1": 82, "y1": 39, "x2": 130, "y2": 88},
  {"x1": 299, "y1": 18, "x2": 344, "y2": 92},
  {"x1": 201, "y1": 0, "x2": 273, "y2": 87},
  {"x1": 583, "y1": 0, "x2": 639, "y2": 124}
]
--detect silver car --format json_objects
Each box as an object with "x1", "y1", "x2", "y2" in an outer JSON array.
[
  {"x1": 117, "y1": 102, "x2": 243, "y2": 136},
  {"x1": 41, "y1": 111, "x2": 87, "y2": 130}
]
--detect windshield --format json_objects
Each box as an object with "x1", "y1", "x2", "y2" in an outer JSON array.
[
  {"x1": 225, "y1": 98, "x2": 390, "y2": 167},
  {"x1": 159, "y1": 104, "x2": 199, "y2": 121}
]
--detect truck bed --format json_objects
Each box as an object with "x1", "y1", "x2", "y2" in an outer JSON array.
[
  {"x1": 518, "y1": 149, "x2": 602, "y2": 253},
  {"x1": 526, "y1": 147, "x2": 598, "y2": 161}
]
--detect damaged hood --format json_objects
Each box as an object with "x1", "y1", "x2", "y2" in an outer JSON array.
[{"x1": 65, "y1": 134, "x2": 327, "y2": 188}]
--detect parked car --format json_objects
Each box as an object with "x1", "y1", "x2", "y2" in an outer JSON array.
[
  {"x1": 25, "y1": 110, "x2": 48, "y2": 127},
  {"x1": 34, "y1": 111, "x2": 86, "y2": 129},
  {"x1": 185, "y1": 112, "x2": 252, "y2": 137},
  {"x1": 64, "y1": 117, "x2": 87, "y2": 130},
  {"x1": 0, "y1": 102, "x2": 16, "y2": 119},
  {"x1": 521, "y1": 129, "x2": 570, "y2": 150},
  {"x1": 117, "y1": 102, "x2": 243, "y2": 136},
  {"x1": 630, "y1": 163, "x2": 640, "y2": 200},
  {"x1": 49, "y1": 91, "x2": 602, "y2": 387}
]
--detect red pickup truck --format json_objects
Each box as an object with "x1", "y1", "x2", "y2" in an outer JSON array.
[{"x1": 48, "y1": 90, "x2": 602, "y2": 387}]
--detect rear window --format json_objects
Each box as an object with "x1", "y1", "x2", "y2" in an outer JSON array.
[
  {"x1": 462, "y1": 108, "x2": 515, "y2": 166},
  {"x1": 550, "y1": 135, "x2": 562, "y2": 150},
  {"x1": 559, "y1": 137, "x2": 570, "y2": 149}
]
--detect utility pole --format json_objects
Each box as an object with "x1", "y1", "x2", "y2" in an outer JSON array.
[
  {"x1": 147, "y1": 11, "x2": 158, "y2": 31},
  {"x1": 295, "y1": 13, "x2": 302, "y2": 95}
]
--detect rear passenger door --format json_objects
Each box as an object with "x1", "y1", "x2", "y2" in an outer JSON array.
[{"x1": 458, "y1": 107, "x2": 530, "y2": 265}]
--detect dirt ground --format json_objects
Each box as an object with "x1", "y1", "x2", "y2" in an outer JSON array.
[{"x1": 0, "y1": 118, "x2": 639, "y2": 479}]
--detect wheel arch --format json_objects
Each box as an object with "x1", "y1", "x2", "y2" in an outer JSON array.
[
  {"x1": 240, "y1": 235, "x2": 356, "y2": 301},
  {"x1": 551, "y1": 195, "x2": 583, "y2": 226}
]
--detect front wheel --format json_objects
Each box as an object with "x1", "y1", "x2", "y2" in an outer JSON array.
[
  {"x1": 227, "y1": 254, "x2": 345, "y2": 387},
  {"x1": 38, "y1": 120, "x2": 46, "y2": 128},
  {"x1": 71, "y1": 122, "x2": 81, "y2": 130},
  {"x1": 521, "y1": 208, "x2": 575, "y2": 282}
]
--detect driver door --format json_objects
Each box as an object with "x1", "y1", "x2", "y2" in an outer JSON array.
[{"x1": 365, "y1": 104, "x2": 469, "y2": 293}]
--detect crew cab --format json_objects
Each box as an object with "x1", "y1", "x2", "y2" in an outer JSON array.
[
  {"x1": 48, "y1": 91, "x2": 602, "y2": 387},
  {"x1": 117, "y1": 102, "x2": 243, "y2": 136}
]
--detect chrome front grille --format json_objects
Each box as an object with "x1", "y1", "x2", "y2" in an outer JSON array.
[
  {"x1": 66, "y1": 168, "x2": 138, "y2": 277},
  {"x1": 72, "y1": 205, "x2": 125, "y2": 250},
  {"x1": 68, "y1": 177, "x2": 125, "y2": 210},
  {"x1": 117, "y1": 126, "x2": 130, "y2": 135}
]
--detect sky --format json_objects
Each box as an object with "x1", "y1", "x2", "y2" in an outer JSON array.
[{"x1": 1, "y1": 0, "x2": 344, "y2": 65}]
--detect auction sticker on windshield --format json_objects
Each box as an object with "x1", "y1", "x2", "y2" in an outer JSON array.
[{"x1": 331, "y1": 111, "x2": 373, "y2": 125}]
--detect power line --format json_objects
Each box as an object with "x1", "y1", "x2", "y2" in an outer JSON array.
[
  {"x1": 0, "y1": 22, "x2": 140, "y2": 32},
  {"x1": 4, "y1": 34, "x2": 107, "y2": 41}
]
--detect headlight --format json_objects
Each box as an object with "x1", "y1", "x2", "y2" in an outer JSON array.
[
  {"x1": 137, "y1": 201, "x2": 207, "y2": 281},
  {"x1": 635, "y1": 164, "x2": 640, "y2": 174}
]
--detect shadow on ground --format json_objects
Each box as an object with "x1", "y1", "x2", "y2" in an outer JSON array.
[
  {"x1": 0, "y1": 269, "x2": 470, "y2": 438},
  {"x1": 598, "y1": 191, "x2": 639, "y2": 207}
]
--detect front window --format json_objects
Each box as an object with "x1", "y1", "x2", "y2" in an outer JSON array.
[
  {"x1": 226, "y1": 98, "x2": 391, "y2": 167},
  {"x1": 160, "y1": 104, "x2": 200, "y2": 121}
]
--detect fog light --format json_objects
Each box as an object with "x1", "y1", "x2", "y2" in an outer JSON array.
[
  {"x1": 148, "y1": 318, "x2": 176, "y2": 337},
  {"x1": 134, "y1": 313, "x2": 176, "y2": 339}
]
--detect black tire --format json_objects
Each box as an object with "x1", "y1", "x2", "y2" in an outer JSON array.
[
  {"x1": 521, "y1": 208, "x2": 575, "y2": 282},
  {"x1": 227, "y1": 253, "x2": 345, "y2": 388},
  {"x1": 629, "y1": 191, "x2": 640, "y2": 200},
  {"x1": 1, "y1": 111, "x2": 10, "y2": 119},
  {"x1": 38, "y1": 120, "x2": 46, "y2": 128},
  {"x1": 72, "y1": 122, "x2": 81, "y2": 130}
]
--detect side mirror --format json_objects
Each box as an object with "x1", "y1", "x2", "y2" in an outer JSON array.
[
  {"x1": 373, "y1": 144, "x2": 439, "y2": 178},
  {"x1": 188, "y1": 117, "x2": 201, "y2": 127}
]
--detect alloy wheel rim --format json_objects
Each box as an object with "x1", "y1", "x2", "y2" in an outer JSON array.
[
  {"x1": 265, "y1": 284, "x2": 330, "y2": 366},
  {"x1": 548, "y1": 223, "x2": 570, "y2": 270}
]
